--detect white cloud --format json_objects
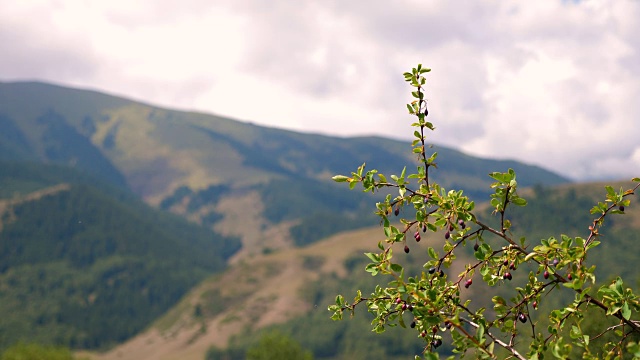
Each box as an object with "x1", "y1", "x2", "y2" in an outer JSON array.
[{"x1": 1, "y1": 0, "x2": 639, "y2": 181}]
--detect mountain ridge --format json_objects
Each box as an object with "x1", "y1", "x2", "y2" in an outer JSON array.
[{"x1": 0, "y1": 80, "x2": 582, "y2": 355}]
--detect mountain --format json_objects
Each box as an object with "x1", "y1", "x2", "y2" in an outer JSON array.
[
  {"x1": 0, "y1": 163, "x2": 241, "y2": 350},
  {"x1": 0, "y1": 80, "x2": 574, "y2": 353},
  {"x1": 0, "y1": 81, "x2": 570, "y2": 258},
  {"x1": 90, "y1": 179, "x2": 640, "y2": 360}
]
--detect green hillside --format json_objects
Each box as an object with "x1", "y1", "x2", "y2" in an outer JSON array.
[
  {"x1": 0, "y1": 164, "x2": 241, "y2": 350},
  {"x1": 0, "y1": 81, "x2": 569, "y2": 254},
  {"x1": 96, "y1": 179, "x2": 639, "y2": 360},
  {"x1": 0, "y1": 80, "x2": 582, "y2": 357}
]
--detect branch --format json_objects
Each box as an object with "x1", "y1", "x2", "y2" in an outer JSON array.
[{"x1": 459, "y1": 317, "x2": 527, "y2": 360}]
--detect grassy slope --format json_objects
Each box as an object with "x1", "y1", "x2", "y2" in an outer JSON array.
[
  {"x1": 0, "y1": 81, "x2": 571, "y2": 259},
  {"x1": 86, "y1": 179, "x2": 640, "y2": 360},
  {"x1": 89, "y1": 226, "x2": 393, "y2": 360},
  {"x1": 0, "y1": 81, "x2": 567, "y2": 197}
]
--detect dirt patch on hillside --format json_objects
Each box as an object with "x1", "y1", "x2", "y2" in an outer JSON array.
[{"x1": 89, "y1": 226, "x2": 386, "y2": 360}]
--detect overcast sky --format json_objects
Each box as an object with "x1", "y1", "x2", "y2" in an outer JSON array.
[{"x1": 1, "y1": 1, "x2": 639, "y2": 181}]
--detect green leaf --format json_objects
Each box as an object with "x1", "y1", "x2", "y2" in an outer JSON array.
[
  {"x1": 475, "y1": 322, "x2": 485, "y2": 342},
  {"x1": 364, "y1": 252, "x2": 378, "y2": 262},
  {"x1": 332, "y1": 175, "x2": 349, "y2": 182},
  {"x1": 398, "y1": 315, "x2": 406, "y2": 328},
  {"x1": 622, "y1": 302, "x2": 631, "y2": 320}
]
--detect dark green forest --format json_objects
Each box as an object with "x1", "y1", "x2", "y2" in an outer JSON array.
[{"x1": 0, "y1": 164, "x2": 241, "y2": 350}]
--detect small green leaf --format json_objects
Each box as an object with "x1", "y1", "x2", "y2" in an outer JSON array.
[
  {"x1": 390, "y1": 263, "x2": 403, "y2": 273},
  {"x1": 364, "y1": 252, "x2": 379, "y2": 262},
  {"x1": 622, "y1": 302, "x2": 631, "y2": 320},
  {"x1": 332, "y1": 175, "x2": 349, "y2": 182}
]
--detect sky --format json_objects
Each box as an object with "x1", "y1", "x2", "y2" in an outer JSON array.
[{"x1": 1, "y1": 0, "x2": 639, "y2": 181}]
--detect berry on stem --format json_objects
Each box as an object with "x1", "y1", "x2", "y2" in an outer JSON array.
[
  {"x1": 464, "y1": 279, "x2": 473, "y2": 288},
  {"x1": 518, "y1": 313, "x2": 527, "y2": 323},
  {"x1": 404, "y1": 245, "x2": 410, "y2": 254}
]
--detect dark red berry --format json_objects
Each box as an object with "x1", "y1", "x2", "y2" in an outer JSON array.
[
  {"x1": 503, "y1": 259, "x2": 509, "y2": 266},
  {"x1": 438, "y1": 270, "x2": 445, "y2": 277},
  {"x1": 458, "y1": 219, "x2": 466, "y2": 229},
  {"x1": 422, "y1": 224, "x2": 427, "y2": 233},
  {"x1": 444, "y1": 231, "x2": 450, "y2": 239},
  {"x1": 567, "y1": 273, "x2": 572, "y2": 280},
  {"x1": 394, "y1": 207, "x2": 400, "y2": 216},
  {"x1": 432, "y1": 339, "x2": 442, "y2": 348},
  {"x1": 410, "y1": 320, "x2": 416, "y2": 328},
  {"x1": 619, "y1": 205, "x2": 625, "y2": 212},
  {"x1": 464, "y1": 279, "x2": 472, "y2": 288},
  {"x1": 402, "y1": 303, "x2": 408, "y2": 311},
  {"x1": 421, "y1": 331, "x2": 427, "y2": 337},
  {"x1": 449, "y1": 224, "x2": 454, "y2": 232},
  {"x1": 473, "y1": 243, "x2": 479, "y2": 251},
  {"x1": 432, "y1": 326, "x2": 438, "y2": 333},
  {"x1": 552, "y1": 258, "x2": 559, "y2": 267},
  {"x1": 445, "y1": 321, "x2": 452, "y2": 329},
  {"x1": 518, "y1": 313, "x2": 527, "y2": 323},
  {"x1": 503, "y1": 272, "x2": 512, "y2": 280},
  {"x1": 396, "y1": 297, "x2": 402, "y2": 304},
  {"x1": 543, "y1": 270, "x2": 549, "y2": 279},
  {"x1": 408, "y1": 304, "x2": 414, "y2": 311},
  {"x1": 404, "y1": 245, "x2": 410, "y2": 253},
  {"x1": 414, "y1": 231, "x2": 421, "y2": 242},
  {"x1": 533, "y1": 301, "x2": 538, "y2": 309},
  {"x1": 428, "y1": 267, "x2": 436, "y2": 274},
  {"x1": 510, "y1": 262, "x2": 516, "y2": 270}
]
